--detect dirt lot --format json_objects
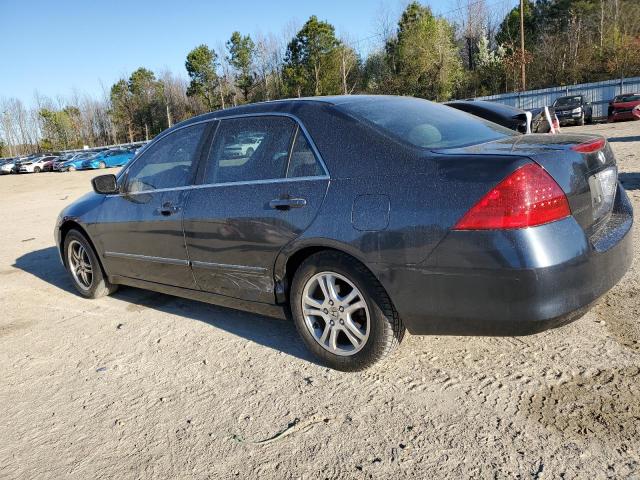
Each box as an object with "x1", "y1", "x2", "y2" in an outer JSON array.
[{"x1": 1, "y1": 121, "x2": 639, "y2": 479}]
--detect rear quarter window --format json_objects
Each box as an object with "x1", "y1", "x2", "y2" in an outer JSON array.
[{"x1": 336, "y1": 97, "x2": 516, "y2": 149}]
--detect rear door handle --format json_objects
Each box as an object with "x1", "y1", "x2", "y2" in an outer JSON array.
[
  {"x1": 269, "y1": 197, "x2": 307, "y2": 211},
  {"x1": 156, "y1": 202, "x2": 181, "y2": 216}
]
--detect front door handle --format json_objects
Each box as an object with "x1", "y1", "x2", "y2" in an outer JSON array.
[
  {"x1": 269, "y1": 197, "x2": 307, "y2": 211},
  {"x1": 156, "y1": 202, "x2": 181, "y2": 216}
]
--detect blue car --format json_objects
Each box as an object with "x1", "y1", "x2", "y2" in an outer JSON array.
[
  {"x1": 60, "y1": 152, "x2": 99, "y2": 172},
  {"x1": 81, "y1": 149, "x2": 135, "y2": 170}
]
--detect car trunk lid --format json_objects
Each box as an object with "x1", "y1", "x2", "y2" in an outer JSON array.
[{"x1": 434, "y1": 133, "x2": 618, "y2": 236}]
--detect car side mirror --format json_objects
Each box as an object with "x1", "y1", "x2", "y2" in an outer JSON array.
[{"x1": 92, "y1": 174, "x2": 119, "y2": 194}]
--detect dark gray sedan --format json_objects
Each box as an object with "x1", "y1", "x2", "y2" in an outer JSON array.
[{"x1": 55, "y1": 96, "x2": 633, "y2": 371}]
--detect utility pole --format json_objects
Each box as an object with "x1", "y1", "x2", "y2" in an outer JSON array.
[{"x1": 520, "y1": 0, "x2": 526, "y2": 91}]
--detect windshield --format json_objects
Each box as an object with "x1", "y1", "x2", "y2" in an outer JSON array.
[
  {"x1": 614, "y1": 94, "x2": 640, "y2": 103},
  {"x1": 553, "y1": 96, "x2": 582, "y2": 107},
  {"x1": 336, "y1": 96, "x2": 516, "y2": 149}
]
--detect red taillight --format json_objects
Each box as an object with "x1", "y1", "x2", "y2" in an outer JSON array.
[
  {"x1": 454, "y1": 163, "x2": 571, "y2": 230},
  {"x1": 571, "y1": 138, "x2": 605, "y2": 153}
]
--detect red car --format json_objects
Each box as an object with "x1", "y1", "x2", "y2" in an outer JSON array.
[{"x1": 608, "y1": 93, "x2": 640, "y2": 122}]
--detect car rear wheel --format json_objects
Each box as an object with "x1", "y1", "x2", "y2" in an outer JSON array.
[
  {"x1": 290, "y1": 251, "x2": 404, "y2": 371},
  {"x1": 68, "y1": 166, "x2": 76, "y2": 172},
  {"x1": 99, "y1": 161, "x2": 106, "y2": 169},
  {"x1": 64, "y1": 229, "x2": 117, "y2": 299},
  {"x1": 34, "y1": 167, "x2": 41, "y2": 173}
]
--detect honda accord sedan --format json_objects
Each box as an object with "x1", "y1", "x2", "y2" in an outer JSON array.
[{"x1": 55, "y1": 95, "x2": 633, "y2": 371}]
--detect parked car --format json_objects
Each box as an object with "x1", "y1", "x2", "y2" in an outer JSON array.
[
  {"x1": 634, "y1": 104, "x2": 640, "y2": 120},
  {"x1": 18, "y1": 155, "x2": 58, "y2": 173},
  {"x1": 608, "y1": 93, "x2": 640, "y2": 122},
  {"x1": 59, "y1": 152, "x2": 99, "y2": 172},
  {"x1": 42, "y1": 156, "x2": 59, "y2": 172},
  {"x1": 53, "y1": 153, "x2": 80, "y2": 171},
  {"x1": 552, "y1": 95, "x2": 593, "y2": 126},
  {"x1": 55, "y1": 95, "x2": 633, "y2": 371},
  {"x1": 445, "y1": 100, "x2": 560, "y2": 134},
  {"x1": 0, "y1": 158, "x2": 17, "y2": 174},
  {"x1": 4, "y1": 155, "x2": 34, "y2": 174},
  {"x1": 444, "y1": 100, "x2": 531, "y2": 133},
  {"x1": 80, "y1": 149, "x2": 135, "y2": 170},
  {"x1": 222, "y1": 134, "x2": 264, "y2": 158}
]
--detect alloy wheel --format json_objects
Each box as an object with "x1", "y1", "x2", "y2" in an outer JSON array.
[
  {"x1": 67, "y1": 239, "x2": 93, "y2": 291},
  {"x1": 301, "y1": 271, "x2": 370, "y2": 356}
]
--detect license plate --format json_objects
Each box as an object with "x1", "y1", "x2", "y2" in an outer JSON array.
[{"x1": 589, "y1": 167, "x2": 617, "y2": 220}]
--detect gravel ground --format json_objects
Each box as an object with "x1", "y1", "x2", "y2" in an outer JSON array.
[{"x1": 1, "y1": 121, "x2": 639, "y2": 479}]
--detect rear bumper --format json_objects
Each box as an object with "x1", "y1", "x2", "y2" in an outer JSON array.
[{"x1": 377, "y1": 185, "x2": 633, "y2": 336}]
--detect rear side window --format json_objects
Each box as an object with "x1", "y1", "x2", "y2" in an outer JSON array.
[
  {"x1": 337, "y1": 97, "x2": 515, "y2": 149},
  {"x1": 204, "y1": 117, "x2": 295, "y2": 184},
  {"x1": 125, "y1": 123, "x2": 206, "y2": 193},
  {"x1": 287, "y1": 129, "x2": 325, "y2": 178}
]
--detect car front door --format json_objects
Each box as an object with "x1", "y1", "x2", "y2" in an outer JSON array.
[
  {"x1": 183, "y1": 116, "x2": 329, "y2": 303},
  {"x1": 94, "y1": 122, "x2": 210, "y2": 288}
]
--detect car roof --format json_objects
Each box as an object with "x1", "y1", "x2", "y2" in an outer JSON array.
[{"x1": 174, "y1": 95, "x2": 417, "y2": 128}]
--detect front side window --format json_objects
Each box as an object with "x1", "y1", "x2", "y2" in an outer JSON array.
[
  {"x1": 125, "y1": 123, "x2": 207, "y2": 193},
  {"x1": 204, "y1": 117, "x2": 295, "y2": 184}
]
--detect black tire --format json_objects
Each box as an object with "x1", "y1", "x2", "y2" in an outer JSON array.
[
  {"x1": 34, "y1": 167, "x2": 41, "y2": 173},
  {"x1": 290, "y1": 251, "x2": 405, "y2": 371},
  {"x1": 246, "y1": 147, "x2": 254, "y2": 157},
  {"x1": 63, "y1": 229, "x2": 117, "y2": 299}
]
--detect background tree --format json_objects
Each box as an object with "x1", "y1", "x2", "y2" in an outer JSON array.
[
  {"x1": 283, "y1": 16, "x2": 343, "y2": 97},
  {"x1": 227, "y1": 32, "x2": 256, "y2": 101},
  {"x1": 386, "y1": 2, "x2": 463, "y2": 101},
  {"x1": 185, "y1": 44, "x2": 222, "y2": 110}
]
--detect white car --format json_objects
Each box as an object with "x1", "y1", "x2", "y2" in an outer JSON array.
[
  {"x1": 1, "y1": 159, "x2": 20, "y2": 174},
  {"x1": 18, "y1": 155, "x2": 57, "y2": 173}
]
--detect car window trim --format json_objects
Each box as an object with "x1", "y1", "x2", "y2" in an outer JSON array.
[
  {"x1": 198, "y1": 113, "x2": 327, "y2": 186},
  {"x1": 116, "y1": 112, "x2": 329, "y2": 196},
  {"x1": 116, "y1": 112, "x2": 331, "y2": 196},
  {"x1": 107, "y1": 175, "x2": 328, "y2": 197},
  {"x1": 211, "y1": 112, "x2": 329, "y2": 178}
]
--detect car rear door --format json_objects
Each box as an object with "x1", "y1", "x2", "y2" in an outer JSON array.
[
  {"x1": 183, "y1": 115, "x2": 329, "y2": 303},
  {"x1": 94, "y1": 121, "x2": 211, "y2": 288}
]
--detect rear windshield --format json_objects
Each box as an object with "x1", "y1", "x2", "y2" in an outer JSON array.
[{"x1": 336, "y1": 96, "x2": 516, "y2": 149}]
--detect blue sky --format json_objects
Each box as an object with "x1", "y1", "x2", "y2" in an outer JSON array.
[{"x1": 1, "y1": 0, "x2": 514, "y2": 106}]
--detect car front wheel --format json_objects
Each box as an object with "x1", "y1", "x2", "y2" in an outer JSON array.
[
  {"x1": 64, "y1": 229, "x2": 117, "y2": 298},
  {"x1": 290, "y1": 251, "x2": 404, "y2": 371}
]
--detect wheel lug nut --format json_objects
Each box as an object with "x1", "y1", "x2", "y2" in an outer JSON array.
[
  {"x1": 339, "y1": 319, "x2": 344, "y2": 325},
  {"x1": 329, "y1": 300, "x2": 334, "y2": 306},
  {"x1": 330, "y1": 320, "x2": 335, "y2": 326},
  {"x1": 323, "y1": 308, "x2": 328, "y2": 314},
  {"x1": 339, "y1": 306, "x2": 344, "y2": 312}
]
